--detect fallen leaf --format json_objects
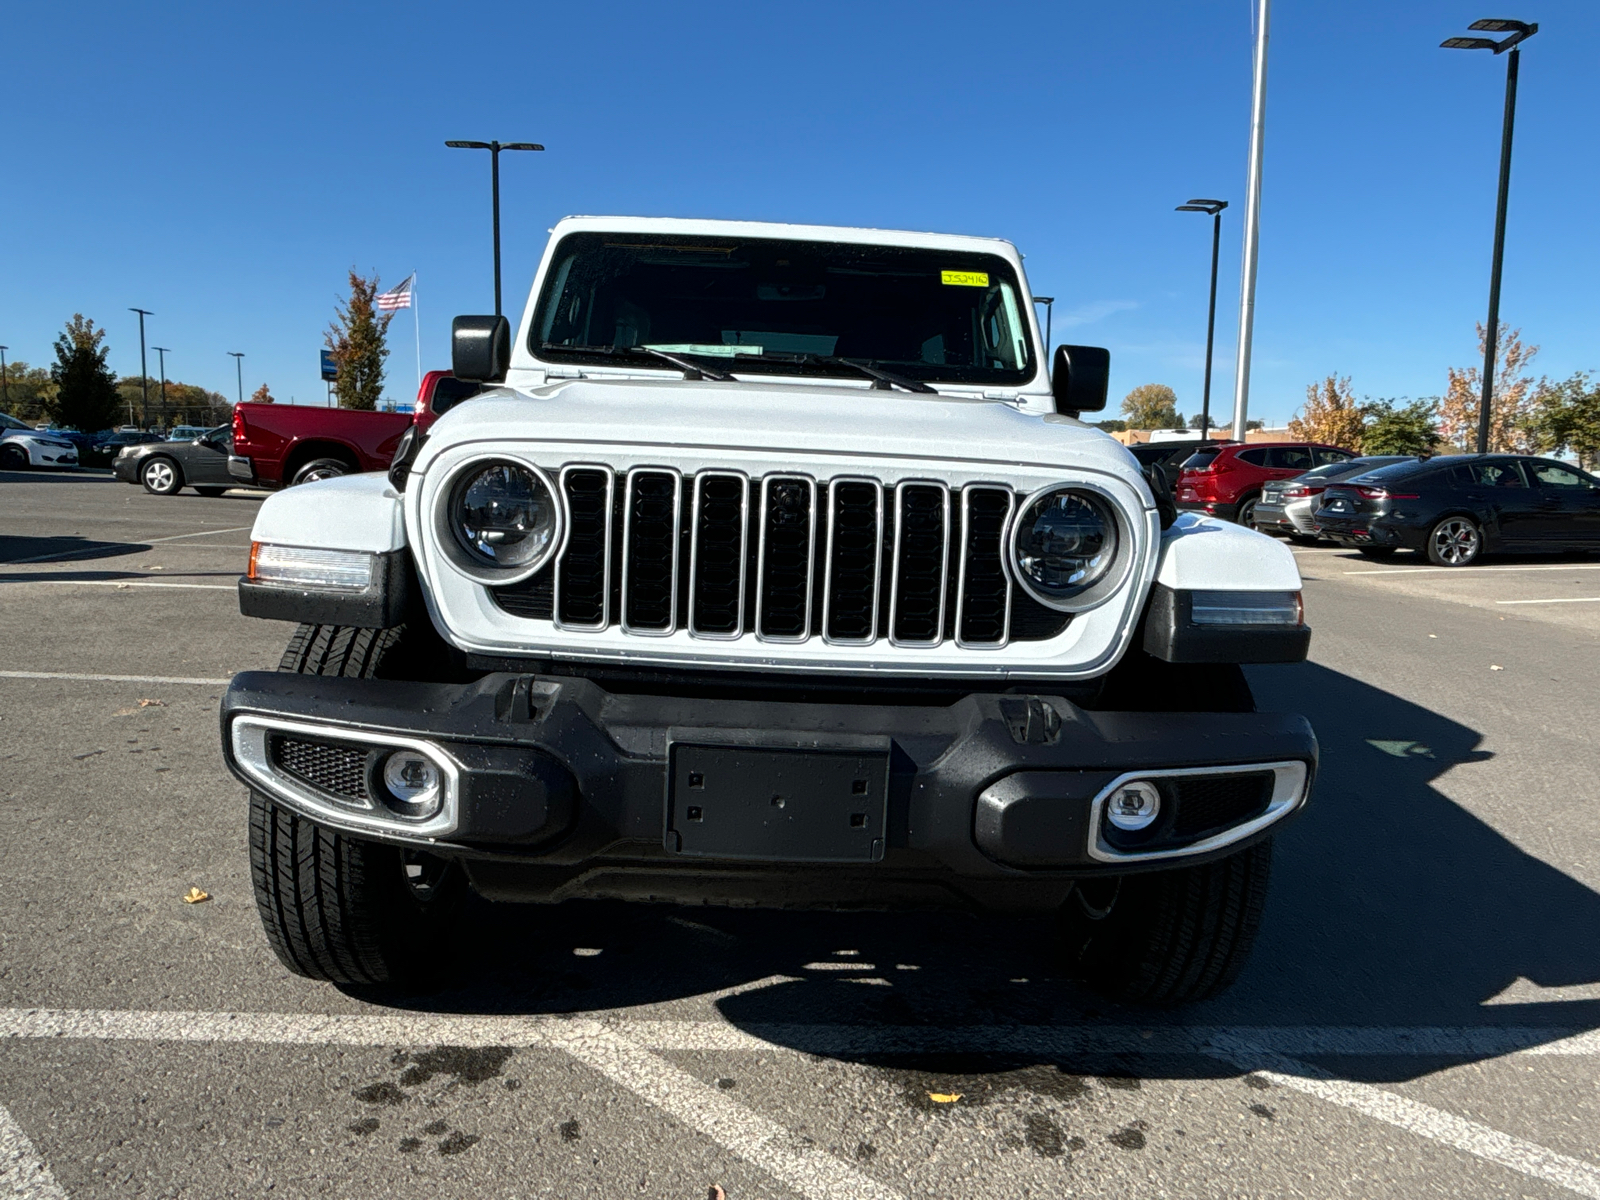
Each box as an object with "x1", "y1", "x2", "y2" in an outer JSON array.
[
  {"x1": 1428, "y1": 634, "x2": 1438, "y2": 639},
  {"x1": 1489, "y1": 665, "x2": 1504, "y2": 671},
  {"x1": 928, "y1": 1092, "x2": 963, "y2": 1104},
  {"x1": 182, "y1": 887, "x2": 211, "y2": 904},
  {"x1": 138, "y1": 698, "x2": 164, "y2": 707}
]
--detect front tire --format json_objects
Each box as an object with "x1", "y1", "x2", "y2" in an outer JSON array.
[
  {"x1": 0, "y1": 443, "x2": 28, "y2": 470},
  {"x1": 1059, "y1": 839, "x2": 1274, "y2": 1005},
  {"x1": 141, "y1": 456, "x2": 183, "y2": 495},
  {"x1": 248, "y1": 622, "x2": 465, "y2": 985}
]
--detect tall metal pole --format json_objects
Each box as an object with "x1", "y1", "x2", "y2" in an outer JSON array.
[
  {"x1": 1202, "y1": 211, "x2": 1222, "y2": 436},
  {"x1": 152, "y1": 347, "x2": 170, "y2": 428},
  {"x1": 1231, "y1": 0, "x2": 1271, "y2": 441},
  {"x1": 491, "y1": 144, "x2": 503, "y2": 317},
  {"x1": 229, "y1": 352, "x2": 245, "y2": 405},
  {"x1": 130, "y1": 308, "x2": 153, "y2": 427},
  {"x1": 1477, "y1": 47, "x2": 1521, "y2": 454},
  {"x1": 0, "y1": 347, "x2": 8, "y2": 410}
]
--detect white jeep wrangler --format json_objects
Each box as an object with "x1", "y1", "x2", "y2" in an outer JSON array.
[{"x1": 224, "y1": 216, "x2": 1315, "y2": 1004}]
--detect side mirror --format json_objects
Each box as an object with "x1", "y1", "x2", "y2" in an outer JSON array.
[
  {"x1": 1051, "y1": 344, "x2": 1111, "y2": 415},
  {"x1": 452, "y1": 315, "x2": 511, "y2": 382}
]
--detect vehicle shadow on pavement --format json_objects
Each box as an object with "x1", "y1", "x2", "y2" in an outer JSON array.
[
  {"x1": 363, "y1": 660, "x2": 1600, "y2": 1084},
  {"x1": 0, "y1": 534, "x2": 150, "y2": 565}
]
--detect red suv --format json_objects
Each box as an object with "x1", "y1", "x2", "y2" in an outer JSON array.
[{"x1": 1176, "y1": 441, "x2": 1356, "y2": 525}]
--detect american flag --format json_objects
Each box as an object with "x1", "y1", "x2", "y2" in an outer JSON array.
[{"x1": 376, "y1": 274, "x2": 414, "y2": 312}]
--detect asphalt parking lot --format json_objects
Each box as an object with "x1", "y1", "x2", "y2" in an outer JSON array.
[{"x1": 3, "y1": 466, "x2": 1599, "y2": 1200}]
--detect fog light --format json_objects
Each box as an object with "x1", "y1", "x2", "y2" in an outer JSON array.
[
  {"x1": 379, "y1": 751, "x2": 443, "y2": 820},
  {"x1": 1106, "y1": 781, "x2": 1161, "y2": 832}
]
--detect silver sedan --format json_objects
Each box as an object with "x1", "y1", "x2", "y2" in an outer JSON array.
[{"x1": 1252, "y1": 455, "x2": 1417, "y2": 541}]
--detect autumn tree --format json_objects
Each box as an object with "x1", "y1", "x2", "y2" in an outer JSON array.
[
  {"x1": 0, "y1": 360, "x2": 57, "y2": 422},
  {"x1": 1363, "y1": 399, "x2": 1442, "y2": 456},
  {"x1": 1121, "y1": 384, "x2": 1181, "y2": 430},
  {"x1": 1527, "y1": 372, "x2": 1600, "y2": 470},
  {"x1": 1288, "y1": 375, "x2": 1367, "y2": 452},
  {"x1": 250, "y1": 383, "x2": 276, "y2": 404},
  {"x1": 45, "y1": 315, "x2": 123, "y2": 433},
  {"x1": 325, "y1": 269, "x2": 393, "y2": 411},
  {"x1": 1439, "y1": 323, "x2": 1538, "y2": 452}
]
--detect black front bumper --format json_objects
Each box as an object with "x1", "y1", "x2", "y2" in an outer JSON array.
[{"x1": 221, "y1": 671, "x2": 1317, "y2": 913}]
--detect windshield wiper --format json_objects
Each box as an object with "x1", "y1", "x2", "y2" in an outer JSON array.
[
  {"x1": 540, "y1": 342, "x2": 735, "y2": 382},
  {"x1": 800, "y1": 355, "x2": 938, "y2": 394}
]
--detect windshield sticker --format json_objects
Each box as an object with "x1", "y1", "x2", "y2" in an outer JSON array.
[
  {"x1": 940, "y1": 270, "x2": 990, "y2": 287},
  {"x1": 642, "y1": 343, "x2": 763, "y2": 357}
]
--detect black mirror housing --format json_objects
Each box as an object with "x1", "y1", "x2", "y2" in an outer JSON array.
[
  {"x1": 1051, "y1": 344, "x2": 1111, "y2": 415},
  {"x1": 452, "y1": 315, "x2": 511, "y2": 382}
]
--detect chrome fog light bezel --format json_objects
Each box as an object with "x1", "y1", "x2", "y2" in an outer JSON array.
[
  {"x1": 1087, "y1": 760, "x2": 1309, "y2": 863},
  {"x1": 434, "y1": 456, "x2": 566, "y2": 586},
  {"x1": 230, "y1": 715, "x2": 460, "y2": 839},
  {"x1": 1105, "y1": 780, "x2": 1162, "y2": 831},
  {"x1": 1006, "y1": 482, "x2": 1134, "y2": 613}
]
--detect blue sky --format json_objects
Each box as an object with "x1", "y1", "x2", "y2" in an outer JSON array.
[{"x1": 2, "y1": 1, "x2": 1596, "y2": 426}]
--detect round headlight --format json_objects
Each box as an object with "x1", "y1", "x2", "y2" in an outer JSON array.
[
  {"x1": 1011, "y1": 487, "x2": 1118, "y2": 608},
  {"x1": 450, "y1": 461, "x2": 558, "y2": 570}
]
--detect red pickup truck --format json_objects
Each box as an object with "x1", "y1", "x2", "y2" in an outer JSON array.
[{"x1": 228, "y1": 371, "x2": 480, "y2": 488}]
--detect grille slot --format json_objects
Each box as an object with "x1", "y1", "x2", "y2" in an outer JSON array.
[
  {"x1": 890, "y1": 483, "x2": 949, "y2": 645},
  {"x1": 756, "y1": 476, "x2": 816, "y2": 641},
  {"x1": 957, "y1": 486, "x2": 1013, "y2": 646},
  {"x1": 555, "y1": 467, "x2": 612, "y2": 629},
  {"x1": 1169, "y1": 773, "x2": 1274, "y2": 839},
  {"x1": 690, "y1": 473, "x2": 748, "y2": 638},
  {"x1": 270, "y1": 735, "x2": 369, "y2": 803},
  {"x1": 622, "y1": 469, "x2": 681, "y2": 634},
  {"x1": 824, "y1": 479, "x2": 882, "y2": 643}
]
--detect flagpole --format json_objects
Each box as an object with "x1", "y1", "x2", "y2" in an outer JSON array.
[{"x1": 412, "y1": 272, "x2": 422, "y2": 396}]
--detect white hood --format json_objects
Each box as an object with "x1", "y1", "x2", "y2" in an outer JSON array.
[{"x1": 418, "y1": 378, "x2": 1146, "y2": 491}]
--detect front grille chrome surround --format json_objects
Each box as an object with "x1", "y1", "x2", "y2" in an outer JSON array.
[
  {"x1": 755, "y1": 475, "x2": 818, "y2": 644},
  {"x1": 889, "y1": 481, "x2": 950, "y2": 648},
  {"x1": 553, "y1": 464, "x2": 614, "y2": 631},
  {"x1": 822, "y1": 477, "x2": 884, "y2": 646},
  {"x1": 688, "y1": 471, "x2": 751, "y2": 640}
]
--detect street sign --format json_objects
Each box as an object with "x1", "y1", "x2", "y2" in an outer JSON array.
[{"x1": 320, "y1": 350, "x2": 337, "y2": 381}]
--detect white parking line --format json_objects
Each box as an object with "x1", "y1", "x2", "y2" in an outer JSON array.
[
  {"x1": 1497, "y1": 596, "x2": 1600, "y2": 606},
  {"x1": 6, "y1": 1009, "x2": 1599, "y2": 1199},
  {"x1": 1347, "y1": 563, "x2": 1600, "y2": 576},
  {"x1": 0, "y1": 1101, "x2": 68, "y2": 1199},
  {"x1": 0, "y1": 671, "x2": 230, "y2": 686},
  {"x1": 0, "y1": 580, "x2": 234, "y2": 591},
  {"x1": 5, "y1": 526, "x2": 252, "y2": 565},
  {"x1": 1218, "y1": 1045, "x2": 1600, "y2": 1200}
]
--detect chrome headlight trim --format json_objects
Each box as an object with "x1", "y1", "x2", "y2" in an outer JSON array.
[
  {"x1": 1006, "y1": 481, "x2": 1135, "y2": 613},
  {"x1": 432, "y1": 456, "x2": 567, "y2": 586}
]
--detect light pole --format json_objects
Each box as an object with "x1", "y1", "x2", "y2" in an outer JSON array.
[
  {"x1": 130, "y1": 308, "x2": 153, "y2": 427},
  {"x1": 152, "y1": 347, "x2": 170, "y2": 428},
  {"x1": 444, "y1": 139, "x2": 545, "y2": 317},
  {"x1": 1031, "y1": 296, "x2": 1054, "y2": 374},
  {"x1": 1442, "y1": 18, "x2": 1539, "y2": 455},
  {"x1": 1231, "y1": 0, "x2": 1271, "y2": 442},
  {"x1": 228, "y1": 352, "x2": 245, "y2": 406},
  {"x1": 0, "y1": 346, "x2": 8, "y2": 411},
  {"x1": 1176, "y1": 199, "x2": 1229, "y2": 438}
]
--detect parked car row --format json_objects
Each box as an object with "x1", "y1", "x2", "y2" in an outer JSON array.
[
  {"x1": 1162, "y1": 435, "x2": 1600, "y2": 567},
  {"x1": 0, "y1": 413, "x2": 80, "y2": 468}
]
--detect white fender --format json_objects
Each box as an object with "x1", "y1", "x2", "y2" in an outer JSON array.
[
  {"x1": 249, "y1": 472, "x2": 407, "y2": 553},
  {"x1": 1154, "y1": 513, "x2": 1302, "y2": 591}
]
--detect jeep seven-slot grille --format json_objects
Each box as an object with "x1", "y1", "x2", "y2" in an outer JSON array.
[{"x1": 492, "y1": 468, "x2": 1072, "y2": 646}]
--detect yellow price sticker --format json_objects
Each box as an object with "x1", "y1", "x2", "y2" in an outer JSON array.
[{"x1": 940, "y1": 270, "x2": 990, "y2": 287}]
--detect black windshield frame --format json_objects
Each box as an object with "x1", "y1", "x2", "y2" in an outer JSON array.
[{"x1": 530, "y1": 232, "x2": 1038, "y2": 387}]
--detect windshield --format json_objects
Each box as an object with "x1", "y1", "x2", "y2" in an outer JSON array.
[
  {"x1": 0, "y1": 413, "x2": 30, "y2": 431},
  {"x1": 533, "y1": 232, "x2": 1037, "y2": 386}
]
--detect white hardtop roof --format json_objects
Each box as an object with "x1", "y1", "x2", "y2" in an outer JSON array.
[{"x1": 548, "y1": 215, "x2": 1025, "y2": 261}]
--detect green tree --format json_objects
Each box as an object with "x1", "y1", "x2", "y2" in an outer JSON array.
[
  {"x1": 45, "y1": 315, "x2": 123, "y2": 433},
  {"x1": 1528, "y1": 372, "x2": 1600, "y2": 470},
  {"x1": 1121, "y1": 383, "x2": 1180, "y2": 430},
  {"x1": 1363, "y1": 398, "x2": 1442, "y2": 456},
  {"x1": 325, "y1": 269, "x2": 393, "y2": 410}
]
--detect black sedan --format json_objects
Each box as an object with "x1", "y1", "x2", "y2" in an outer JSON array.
[
  {"x1": 1312, "y1": 455, "x2": 1600, "y2": 565},
  {"x1": 112, "y1": 426, "x2": 238, "y2": 496}
]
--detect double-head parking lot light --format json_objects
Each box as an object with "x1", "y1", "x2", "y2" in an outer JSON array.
[
  {"x1": 445, "y1": 140, "x2": 545, "y2": 317},
  {"x1": 1441, "y1": 18, "x2": 1539, "y2": 454},
  {"x1": 1176, "y1": 200, "x2": 1228, "y2": 437}
]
